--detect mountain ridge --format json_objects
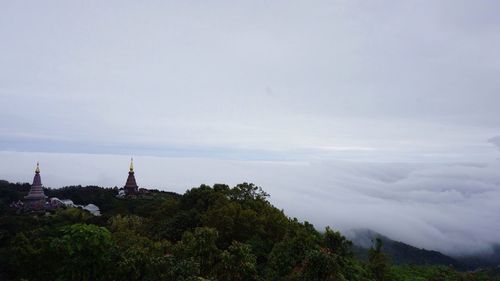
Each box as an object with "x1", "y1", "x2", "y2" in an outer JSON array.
[
  {"x1": 347, "y1": 228, "x2": 500, "y2": 270},
  {"x1": 346, "y1": 228, "x2": 465, "y2": 269}
]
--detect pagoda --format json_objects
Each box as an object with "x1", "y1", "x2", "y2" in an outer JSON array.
[
  {"x1": 124, "y1": 158, "x2": 139, "y2": 195},
  {"x1": 24, "y1": 162, "x2": 48, "y2": 210}
]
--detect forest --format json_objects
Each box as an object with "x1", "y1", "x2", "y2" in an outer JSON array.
[{"x1": 0, "y1": 180, "x2": 498, "y2": 281}]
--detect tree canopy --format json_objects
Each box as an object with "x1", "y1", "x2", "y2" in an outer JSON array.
[{"x1": 0, "y1": 180, "x2": 497, "y2": 281}]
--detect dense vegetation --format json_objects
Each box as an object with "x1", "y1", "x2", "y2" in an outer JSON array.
[
  {"x1": 350, "y1": 229, "x2": 466, "y2": 269},
  {"x1": 0, "y1": 180, "x2": 498, "y2": 281}
]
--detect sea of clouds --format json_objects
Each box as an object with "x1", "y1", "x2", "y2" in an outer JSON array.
[{"x1": 1, "y1": 149, "x2": 500, "y2": 257}]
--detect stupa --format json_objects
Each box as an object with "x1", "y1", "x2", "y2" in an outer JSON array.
[
  {"x1": 24, "y1": 162, "x2": 48, "y2": 210},
  {"x1": 124, "y1": 158, "x2": 139, "y2": 195}
]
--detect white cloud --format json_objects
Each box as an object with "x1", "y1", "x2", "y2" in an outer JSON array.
[
  {"x1": 1, "y1": 0, "x2": 500, "y2": 256},
  {"x1": 489, "y1": 136, "x2": 500, "y2": 151},
  {"x1": 2, "y1": 150, "x2": 500, "y2": 256}
]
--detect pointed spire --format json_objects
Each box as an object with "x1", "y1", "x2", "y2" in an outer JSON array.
[
  {"x1": 25, "y1": 161, "x2": 47, "y2": 202},
  {"x1": 125, "y1": 158, "x2": 139, "y2": 195}
]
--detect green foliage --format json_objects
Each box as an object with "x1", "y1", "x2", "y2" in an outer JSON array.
[
  {"x1": 388, "y1": 265, "x2": 500, "y2": 281},
  {"x1": 265, "y1": 220, "x2": 321, "y2": 280},
  {"x1": 51, "y1": 223, "x2": 114, "y2": 281},
  {"x1": 8, "y1": 229, "x2": 55, "y2": 280},
  {"x1": 324, "y1": 226, "x2": 353, "y2": 257},
  {"x1": 1, "y1": 181, "x2": 498, "y2": 281},
  {"x1": 299, "y1": 249, "x2": 340, "y2": 281},
  {"x1": 217, "y1": 241, "x2": 258, "y2": 281},
  {"x1": 369, "y1": 238, "x2": 390, "y2": 281},
  {"x1": 175, "y1": 227, "x2": 221, "y2": 278}
]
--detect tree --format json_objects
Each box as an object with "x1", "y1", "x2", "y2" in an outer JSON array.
[
  {"x1": 174, "y1": 227, "x2": 221, "y2": 278},
  {"x1": 229, "y1": 183, "x2": 269, "y2": 202},
  {"x1": 323, "y1": 227, "x2": 353, "y2": 257},
  {"x1": 299, "y1": 249, "x2": 340, "y2": 281},
  {"x1": 8, "y1": 230, "x2": 56, "y2": 281},
  {"x1": 217, "y1": 241, "x2": 258, "y2": 281},
  {"x1": 51, "y1": 223, "x2": 115, "y2": 281},
  {"x1": 265, "y1": 221, "x2": 321, "y2": 280},
  {"x1": 368, "y1": 238, "x2": 390, "y2": 281}
]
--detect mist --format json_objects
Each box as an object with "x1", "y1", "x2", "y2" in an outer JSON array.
[
  {"x1": 2, "y1": 149, "x2": 500, "y2": 256},
  {"x1": 1, "y1": 0, "x2": 500, "y2": 257}
]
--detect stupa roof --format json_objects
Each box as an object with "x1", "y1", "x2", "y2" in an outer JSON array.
[{"x1": 24, "y1": 162, "x2": 47, "y2": 201}]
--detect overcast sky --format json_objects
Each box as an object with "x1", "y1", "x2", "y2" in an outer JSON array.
[{"x1": 1, "y1": 1, "x2": 500, "y2": 256}]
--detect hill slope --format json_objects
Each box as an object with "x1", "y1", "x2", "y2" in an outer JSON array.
[{"x1": 347, "y1": 229, "x2": 465, "y2": 269}]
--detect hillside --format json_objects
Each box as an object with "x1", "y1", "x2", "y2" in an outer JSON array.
[
  {"x1": 457, "y1": 245, "x2": 500, "y2": 269},
  {"x1": 347, "y1": 229, "x2": 465, "y2": 269},
  {"x1": 1, "y1": 180, "x2": 499, "y2": 281}
]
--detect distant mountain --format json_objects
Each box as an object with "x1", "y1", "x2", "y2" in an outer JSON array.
[
  {"x1": 455, "y1": 244, "x2": 500, "y2": 270},
  {"x1": 346, "y1": 229, "x2": 465, "y2": 270}
]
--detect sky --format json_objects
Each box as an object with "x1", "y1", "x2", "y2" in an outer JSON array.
[{"x1": 1, "y1": 1, "x2": 500, "y2": 256}]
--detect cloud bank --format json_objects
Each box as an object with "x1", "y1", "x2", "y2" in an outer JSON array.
[
  {"x1": 1, "y1": 0, "x2": 500, "y2": 256},
  {"x1": 1, "y1": 150, "x2": 500, "y2": 256}
]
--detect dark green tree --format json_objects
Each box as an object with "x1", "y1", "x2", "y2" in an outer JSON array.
[
  {"x1": 323, "y1": 226, "x2": 353, "y2": 257},
  {"x1": 368, "y1": 238, "x2": 390, "y2": 281},
  {"x1": 174, "y1": 227, "x2": 220, "y2": 278},
  {"x1": 51, "y1": 223, "x2": 115, "y2": 281},
  {"x1": 217, "y1": 241, "x2": 258, "y2": 281},
  {"x1": 299, "y1": 249, "x2": 340, "y2": 281}
]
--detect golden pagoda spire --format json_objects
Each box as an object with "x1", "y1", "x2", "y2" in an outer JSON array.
[
  {"x1": 129, "y1": 158, "x2": 134, "y2": 172},
  {"x1": 35, "y1": 161, "x2": 40, "y2": 174}
]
